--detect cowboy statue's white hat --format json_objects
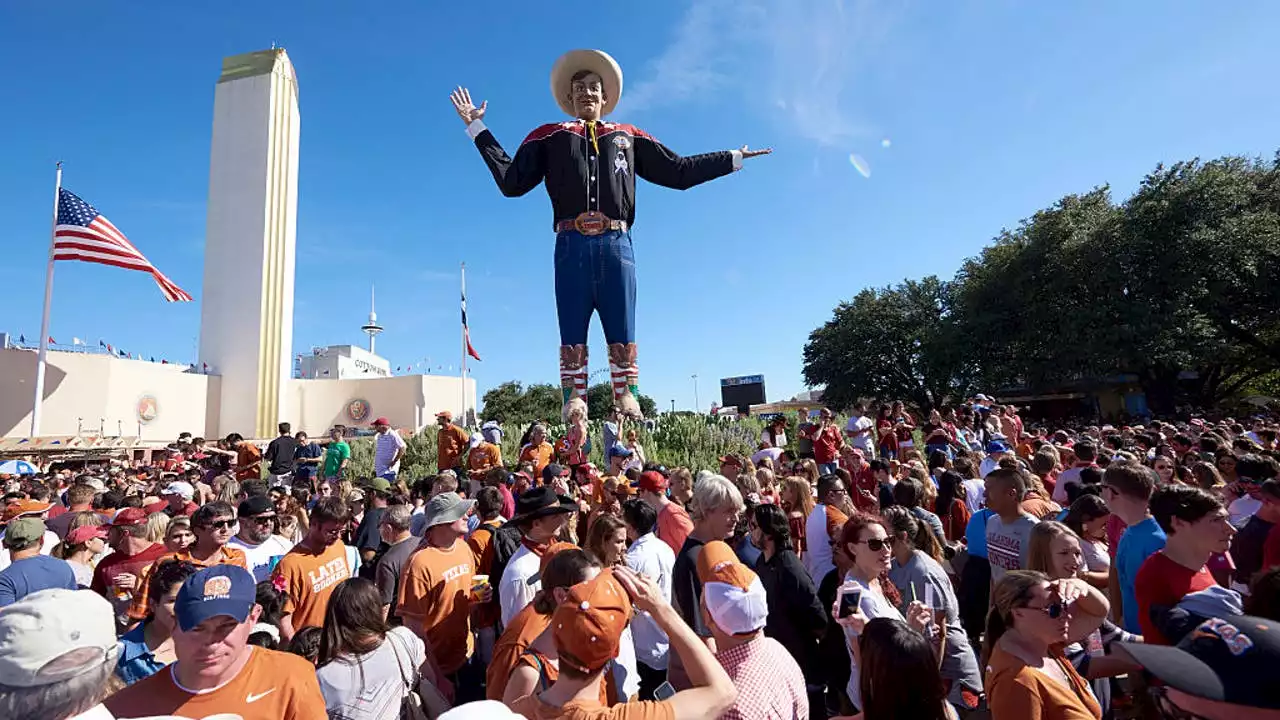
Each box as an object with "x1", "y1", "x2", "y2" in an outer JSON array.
[{"x1": 550, "y1": 49, "x2": 623, "y2": 118}]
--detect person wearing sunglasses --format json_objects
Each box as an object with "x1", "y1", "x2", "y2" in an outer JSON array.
[
  {"x1": 126, "y1": 501, "x2": 249, "y2": 624},
  {"x1": 984, "y1": 569, "x2": 1110, "y2": 720}
]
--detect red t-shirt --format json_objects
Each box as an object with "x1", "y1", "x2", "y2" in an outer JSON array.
[
  {"x1": 1133, "y1": 551, "x2": 1218, "y2": 645},
  {"x1": 812, "y1": 425, "x2": 843, "y2": 464},
  {"x1": 1261, "y1": 523, "x2": 1280, "y2": 571}
]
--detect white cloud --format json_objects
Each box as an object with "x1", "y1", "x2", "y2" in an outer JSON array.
[{"x1": 620, "y1": 0, "x2": 901, "y2": 148}]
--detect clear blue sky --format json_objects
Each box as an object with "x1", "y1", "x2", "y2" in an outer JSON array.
[{"x1": 2, "y1": 2, "x2": 1277, "y2": 413}]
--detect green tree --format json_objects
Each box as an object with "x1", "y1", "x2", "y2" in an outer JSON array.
[
  {"x1": 803, "y1": 275, "x2": 972, "y2": 411},
  {"x1": 585, "y1": 382, "x2": 658, "y2": 419}
]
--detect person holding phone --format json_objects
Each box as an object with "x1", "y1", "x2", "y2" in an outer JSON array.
[{"x1": 831, "y1": 512, "x2": 933, "y2": 712}]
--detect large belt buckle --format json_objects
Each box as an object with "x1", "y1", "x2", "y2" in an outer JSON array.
[{"x1": 574, "y1": 211, "x2": 609, "y2": 236}]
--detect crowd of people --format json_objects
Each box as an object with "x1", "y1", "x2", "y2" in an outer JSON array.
[{"x1": 1, "y1": 402, "x2": 1280, "y2": 719}]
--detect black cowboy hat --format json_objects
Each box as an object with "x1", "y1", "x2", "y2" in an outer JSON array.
[{"x1": 509, "y1": 486, "x2": 576, "y2": 525}]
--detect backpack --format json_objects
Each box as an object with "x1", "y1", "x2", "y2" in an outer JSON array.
[{"x1": 487, "y1": 524, "x2": 524, "y2": 622}]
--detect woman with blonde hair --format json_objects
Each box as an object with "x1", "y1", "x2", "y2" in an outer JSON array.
[
  {"x1": 756, "y1": 468, "x2": 779, "y2": 505},
  {"x1": 145, "y1": 511, "x2": 171, "y2": 544},
  {"x1": 1024, "y1": 522, "x2": 1139, "y2": 718},
  {"x1": 984, "y1": 569, "x2": 1109, "y2": 720},
  {"x1": 798, "y1": 458, "x2": 820, "y2": 485},
  {"x1": 163, "y1": 516, "x2": 194, "y2": 553},
  {"x1": 781, "y1": 476, "x2": 815, "y2": 555}
]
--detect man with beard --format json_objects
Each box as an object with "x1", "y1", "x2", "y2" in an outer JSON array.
[
  {"x1": 104, "y1": 565, "x2": 325, "y2": 717},
  {"x1": 229, "y1": 496, "x2": 294, "y2": 582}
]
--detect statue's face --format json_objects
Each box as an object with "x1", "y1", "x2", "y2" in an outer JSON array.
[{"x1": 570, "y1": 72, "x2": 606, "y2": 120}]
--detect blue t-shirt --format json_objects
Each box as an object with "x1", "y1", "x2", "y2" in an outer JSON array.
[
  {"x1": 965, "y1": 508, "x2": 995, "y2": 559},
  {"x1": 1116, "y1": 516, "x2": 1167, "y2": 632},
  {"x1": 0, "y1": 554, "x2": 78, "y2": 606},
  {"x1": 293, "y1": 441, "x2": 323, "y2": 481}
]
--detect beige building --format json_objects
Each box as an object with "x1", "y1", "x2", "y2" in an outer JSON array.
[{"x1": 5, "y1": 48, "x2": 474, "y2": 443}]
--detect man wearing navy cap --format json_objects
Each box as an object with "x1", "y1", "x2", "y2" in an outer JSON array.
[{"x1": 105, "y1": 565, "x2": 326, "y2": 718}]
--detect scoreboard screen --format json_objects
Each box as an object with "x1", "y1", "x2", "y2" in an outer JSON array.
[{"x1": 720, "y1": 375, "x2": 765, "y2": 413}]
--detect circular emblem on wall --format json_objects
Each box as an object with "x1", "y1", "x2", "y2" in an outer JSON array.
[
  {"x1": 136, "y1": 395, "x2": 159, "y2": 424},
  {"x1": 346, "y1": 399, "x2": 371, "y2": 424}
]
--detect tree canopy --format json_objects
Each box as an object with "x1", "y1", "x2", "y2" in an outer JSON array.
[
  {"x1": 480, "y1": 380, "x2": 656, "y2": 425},
  {"x1": 804, "y1": 152, "x2": 1280, "y2": 414}
]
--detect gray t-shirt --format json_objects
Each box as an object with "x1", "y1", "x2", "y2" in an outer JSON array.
[
  {"x1": 986, "y1": 512, "x2": 1039, "y2": 582},
  {"x1": 888, "y1": 550, "x2": 984, "y2": 701},
  {"x1": 316, "y1": 626, "x2": 425, "y2": 720},
  {"x1": 374, "y1": 537, "x2": 422, "y2": 624}
]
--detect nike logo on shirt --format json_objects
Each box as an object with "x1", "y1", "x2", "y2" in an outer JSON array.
[{"x1": 246, "y1": 689, "x2": 276, "y2": 703}]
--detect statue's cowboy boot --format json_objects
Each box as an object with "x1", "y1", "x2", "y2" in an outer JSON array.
[
  {"x1": 608, "y1": 342, "x2": 643, "y2": 419},
  {"x1": 560, "y1": 344, "x2": 589, "y2": 422}
]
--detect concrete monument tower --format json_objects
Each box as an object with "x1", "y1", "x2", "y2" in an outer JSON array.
[{"x1": 198, "y1": 49, "x2": 300, "y2": 437}]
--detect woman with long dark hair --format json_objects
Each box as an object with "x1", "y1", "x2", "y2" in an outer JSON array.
[
  {"x1": 316, "y1": 577, "x2": 426, "y2": 720},
  {"x1": 857, "y1": 617, "x2": 957, "y2": 720},
  {"x1": 934, "y1": 470, "x2": 971, "y2": 544},
  {"x1": 1062, "y1": 494, "x2": 1112, "y2": 587}
]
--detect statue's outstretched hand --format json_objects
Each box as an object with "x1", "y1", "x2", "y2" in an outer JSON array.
[
  {"x1": 450, "y1": 87, "x2": 487, "y2": 126},
  {"x1": 739, "y1": 145, "x2": 773, "y2": 159}
]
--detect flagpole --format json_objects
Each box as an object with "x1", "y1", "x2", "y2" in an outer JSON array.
[
  {"x1": 31, "y1": 162, "x2": 62, "y2": 437},
  {"x1": 460, "y1": 261, "x2": 467, "y2": 427}
]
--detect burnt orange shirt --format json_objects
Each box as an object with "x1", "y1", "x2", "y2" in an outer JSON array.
[
  {"x1": 128, "y1": 545, "x2": 248, "y2": 620},
  {"x1": 236, "y1": 443, "x2": 262, "y2": 481},
  {"x1": 488, "y1": 603, "x2": 550, "y2": 701},
  {"x1": 105, "y1": 646, "x2": 326, "y2": 719},
  {"x1": 438, "y1": 423, "x2": 471, "y2": 471},
  {"x1": 825, "y1": 504, "x2": 849, "y2": 544},
  {"x1": 467, "y1": 519, "x2": 504, "y2": 628},
  {"x1": 272, "y1": 540, "x2": 352, "y2": 632},
  {"x1": 986, "y1": 644, "x2": 1102, "y2": 720},
  {"x1": 398, "y1": 537, "x2": 476, "y2": 674},
  {"x1": 513, "y1": 649, "x2": 612, "y2": 705},
  {"x1": 511, "y1": 695, "x2": 675, "y2": 720},
  {"x1": 519, "y1": 441, "x2": 555, "y2": 482},
  {"x1": 468, "y1": 441, "x2": 503, "y2": 478},
  {"x1": 656, "y1": 503, "x2": 694, "y2": 555}
]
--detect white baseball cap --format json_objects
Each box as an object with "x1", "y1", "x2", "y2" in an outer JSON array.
[
  {"x1": 440, "y1": 701, "x2": 527, "y2": 719},
  {"x1": 160, "y1": 480, "x2": 195, "y2": 501},
  {"x1": 0, "y1": 589, "x2": 118, "y2": 687}
]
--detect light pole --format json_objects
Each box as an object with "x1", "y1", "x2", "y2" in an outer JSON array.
[
  {"x1": 670, "y1": 399, "x2": 675, "y2": 414},
  {"x1": 692, "y1": 374, "x2": 699, "y2": 413}
]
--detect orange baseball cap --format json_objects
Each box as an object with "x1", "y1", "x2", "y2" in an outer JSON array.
[
  {"x1": 551, "y1": 569, "x2": 633, "y2": 675},
  {"x1": 1, "y1": 500, "x2": 53, "y2": 523},
  {"x1": 696, "y1": 540, "x2": 769, "y2": 635}
]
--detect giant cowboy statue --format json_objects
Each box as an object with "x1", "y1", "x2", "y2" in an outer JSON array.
[{"x1": 450, "y1": 49, "x2": 770, "y2": 421}]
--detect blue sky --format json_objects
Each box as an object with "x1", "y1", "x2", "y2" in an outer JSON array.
[{"x1": 2, "y1": 1, "x2": 1277, "y2": 413}]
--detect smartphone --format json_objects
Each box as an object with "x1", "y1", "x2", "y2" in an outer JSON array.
[
  {"x1": 838, "y1": 587, "x2": 862, "y2": 618},
  {"x1": 654, "y1": 681, "x2": 676, "y2": 701}
]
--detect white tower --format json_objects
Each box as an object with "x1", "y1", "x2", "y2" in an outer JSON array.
[
  {"x1": 361, "y1": 286, "x2": 384, "y2": 354},
  {"x1": 198, "y1": 49, "x2": 300, "y2": 437}
]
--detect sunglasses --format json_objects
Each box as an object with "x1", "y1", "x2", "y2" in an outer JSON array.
[
  {"x1": 855, "y1": 538, "x2": 889, "y2": 552},
  {"x1": 202, "y1": 519, "x2": 235, "y2": 530},
  {"x1": 1018, "y1": 601, "x2": 1065, "y2": 619},
  {"x1": 245, "y1": 515, "x2": 276, "y2": 524}
]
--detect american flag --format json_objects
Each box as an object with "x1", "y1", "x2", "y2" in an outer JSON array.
[
  {"x1": 53, "y1": 188, "x2": 192, "y2": 302},
  {"x1": 462, "y1": 289, "x2": 481, "y2": 361}
]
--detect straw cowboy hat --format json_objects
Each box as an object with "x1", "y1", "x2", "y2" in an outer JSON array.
[{"x1": 550, "y1": 49, "x2": 623, "y2": 117}]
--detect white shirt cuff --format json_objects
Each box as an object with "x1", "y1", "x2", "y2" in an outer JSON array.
[
  {"x1": 731, "y1": 149, "x2": 743, "y2": 171},
  {"x1": 465, "y1": 120, "x2": 488, "y2": 141}
]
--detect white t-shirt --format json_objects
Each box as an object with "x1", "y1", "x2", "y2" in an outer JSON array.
[
  {"x1": 962, "y1": 479, "x2": 986, "y2": 514},
  {"x1": 229, "y1": 534, "x2": 295, "y2": 582},
  {"x1": 374, "y1": 431, "x2": 407, "y2": 475},
  {"x1": 844, "y1": 415, "x2": 875, "y2": 453},
  {"x1": 499, "y1": 543, "x2": 541, "y2": 627},
  {"x1": 804, "y1": 504, "x2": 835, "y2": 583},
  {"x1": 839, "y1": 575, "x2": 905, "y2": 709}
]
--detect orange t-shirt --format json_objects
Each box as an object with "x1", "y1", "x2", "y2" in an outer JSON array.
[
  {"x1": 657, "y1": 503, "x2": 694, "y2": 554},
  {"x1": 514, "y1": 650, "x2": 612, "y2": 705},
  {"x1": 467, "y1": 519, "x2": 504, "y2": 628},
  {"x1": 986, "y1": 644, "x2": 1102, "y2": 720},
  {"x1": 488, "y1": 603, "x2": 551, "y2": 700},
  {"x1": 439, "y1": 423, "x2": 471, "y2": 471},
  {"x1": 236, "y1": 443, "x2": 262, "y2": 481},
  {"x1": 272, "y1": 540, "x2": 352, "y2": 632},
  {"x1": 520, "y1": 442, "x2": 555, "y2": 481},
  {"x1": 128, "y1": 545, "x2": 249, "y2": 620},
  {"x1": 825, "y1": 504, "x2": 849, "y2": 543},
  {"x1": 398, "y1": 537, "x2": 476, "y2": 674},
  {"x1": 468, "y1": 442, "x2": 503, "y2": 478},
  {"x1": 510, "y1": 694, "x2": 675, "y2": 720},
  {"x1": 104, "y1": 646, "x2": 326, "y2": 719}
]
